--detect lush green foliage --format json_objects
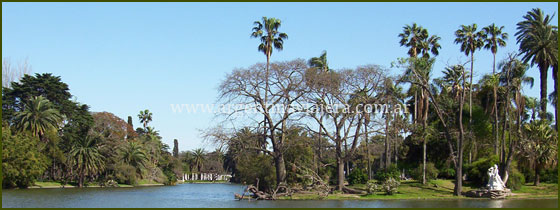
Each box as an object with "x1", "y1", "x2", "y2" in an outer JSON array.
[
  {"x1": 410, "y1": 162, "x2": 439, "y2": 182},
  {"x1": 2, "y1": 126, "x2": 48, "y2": 188},
  {"x1": 348, "y1": 168, "x2": 368, "y2": 185},
  {"x1": 374, "y1": 164, "x2": 400, "y2": 182}
]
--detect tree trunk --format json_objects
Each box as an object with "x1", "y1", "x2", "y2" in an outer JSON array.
[
  {"x1": 539, "y1": 65, "x2": 548, "y2": 117},
  {"x1": 336, "y1": 140, "x2": 345, "y2": 190},
  {"x1": 274, "y1": 153, "x2": 287, "y2": 186},
  {"x1": 534, "y1": 164, "x2": 540, "y2": 186},
  {"x1": 494, "y1": 86, "x2": 499, "y2": 157},
  {"x1": 384, "y1": 113, "x2": 390, "y2": 169},
  {"x1": 365, "y1": 117, "x2": 371, "y2": 180}
]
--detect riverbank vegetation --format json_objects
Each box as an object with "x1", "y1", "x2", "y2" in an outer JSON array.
[
  {"x1": 1, "y1": 71, "x2": 184, "y2": 188},
  {"x1": 206, "y1": 8, "x2": 558, "y2": 200},
  {"x1": 1, "y1": 7, "x2": 558, "y2": 202}
]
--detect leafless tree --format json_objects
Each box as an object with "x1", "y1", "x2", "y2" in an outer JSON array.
[
  {"x1": 217, "y1": 59, "x2": 308, "y2": 187},
  {"x1": 2, "y1": 57, "x2": 33, "y2": 88},
  {"x1": 303, "y1": 65, "x2": 386, "y2": 191}
]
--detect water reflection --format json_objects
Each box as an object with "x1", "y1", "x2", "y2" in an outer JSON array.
[{"x1": 2, "y1": 183, "x2": 557, "y2": 208}]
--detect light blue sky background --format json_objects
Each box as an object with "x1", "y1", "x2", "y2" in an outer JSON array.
[{"x1": 2, "y1": 2, "x2": 558, "y2": 151}]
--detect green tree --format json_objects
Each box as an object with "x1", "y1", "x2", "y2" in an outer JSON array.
[
  {"x1": 482, "y1": 24, "x2": 509, "y2": 75},
  {"x1": 2, "y1": 125, "x2": 48, "y2": 188},
  {"x1": 138, "y1": 109, "x2": 153, "y2": 130},
  {"x1": 14, "y1": 96, "x2": 63, "y2": 142},
  {"x1": 516, "y1": 8, "x2": 558, "y2": 118},
  {"x1": 69, "y1": 134, "x2": 105, "y2": 187},
  {"x1": 309, "y1": 51, "x2": 329, "y2": 72},
  {"x1": 192, "y1": 148, "x2": 206, "y2": 173},
  {"x1": 398, "y1": 23, "x2": 428, "y2": 58},
  {"x1": 455, "y1": 23, "x2": 485, "y2": 156},
  {"x1": 120, "y1": 141, "x2": 148, "y2": 176},
  {"x1": 521, "y1": 119, "x2": 557, "y2": 185}
]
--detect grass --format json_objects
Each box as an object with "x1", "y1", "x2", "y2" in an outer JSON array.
[
  {"x1": 509, "y1": 183, "x2": 558, "y2": 199},
  {"x1": 281, "y1": 179, "x2": 558, "y2": 200}
]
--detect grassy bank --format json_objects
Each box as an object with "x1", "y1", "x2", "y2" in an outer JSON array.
[
  {"x1": 29, "y1": 180, "x2": 164, "y2": 189},
  {"x1": 280, "y1": 180, "x2": 558, "y2": 200}
]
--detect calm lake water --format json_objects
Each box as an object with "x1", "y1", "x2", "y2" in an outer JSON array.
[{"x1": 2, "y1": 183, "x2": 558, "y2": 208}]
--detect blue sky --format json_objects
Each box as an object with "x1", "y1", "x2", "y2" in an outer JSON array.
[{"x1": 2, "y1": 2, "x2": 558, "y2": 151}]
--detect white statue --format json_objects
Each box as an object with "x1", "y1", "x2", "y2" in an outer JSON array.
[{"x1": 486, "y1": 164, "x2": 506, "y2": 191}]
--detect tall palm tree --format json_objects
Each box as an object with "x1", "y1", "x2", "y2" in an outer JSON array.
[
  {"x1": 399, "y1": 23, "x2": 428, "y2": 58},
  {"x1": 482, "y1": 24, "x2": 508, "y2": 158},
  {"x1": 455, "y1": 23, "x2": 484, "y2": 155},
  {"x1": 516, "y1": 8, "x2": 558, "y2": 118},
  {"x1": 15, "y1": 95, "x2": 63, "y2": 142},
  {"x1": 138, "y1": 109, "x2": 153, "y2": 130},
  {"x1": 309, "y1": 50, "x2": 329, "y2": 72},
  {"x1": 69, "y1": 135, "x2": 105, "y2": 187},
  {"x1": 482, "y1": 24, "x2": 509, "y2": 75},
  {"x1": 419, "y1": 35, "x2": 442, "y2": 58},
  {"x1": 251, "y1": 17, "x2": 288, "y2": 160}
]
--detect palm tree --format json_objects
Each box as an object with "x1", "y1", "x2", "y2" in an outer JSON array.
[
  {"x1": 482, "y1": 24, "x2": 508, "y2": 158},
  {"x1": 120, "y1": 141, "x2": 148, "y2": 175},
  {"x1": 482, "y1": 24, "x2": 509, "y2": 75},
  {"x1": 251, "y1": 17, "x2": 288, "y2": 160},
  {"x1": 480, "y1": 72, "x2": 501, "y2": 156},
  {"x1": 69, "y1": 135, "x2": 105, "y2": 187},
  {"x1": 138, "y1": 109, "x2": 153, "y2": 130},
  {"x1": 522, "y1": 119, "x2": 557, "y2": 186},
  {"x1": 15, "y1": 95, "x2": 63, "y2": 142},
  {"x1": 455, "y1": 23, "x2": 484, "y2": 155},
  {"x1": 516, "y1": 8, "x2": 558, "y2": 118},
  {"x1": 402, "y1": 57, "x2": 435, "y2": 185},
  {"x1": 399, "y1": 23, "x2": 428, "y2": 58},
  {"x1": 499, "y1": 55, "x2": 533, "y2": 181},
  {"x1": 419, "y1": 35, "x2": 442, "y2": 58},
  {"x1": 309, "y1": 51, "x2": 329, "y2": 72},
  {"x1": 192, "y1": 148, "x2": 206, "y2": 173}
]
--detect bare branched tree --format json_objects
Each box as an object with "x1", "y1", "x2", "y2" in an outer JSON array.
[{"x1": 2, "y1": 57, "x2": 32, "y2": 88}]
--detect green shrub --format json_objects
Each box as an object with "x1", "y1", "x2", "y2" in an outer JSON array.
[
  {"x1": 2, "y1": 128, "x2": 48, "y2": 189},
  {"x1": 374, "y1": 164, "x2": 400, "y2": 182},
  {"x1": 506, "y1": 167, "x2": 525, "y2": 190},
  {"x1": 466, "y1": 155, "x2": 498, "y2": 187},
  {"x1": 541, "y1": 166, "x2": 558, "y2": 184},
  {"x1": 114, "y1": 163, "x2": 138, "y2": 185},
  {"x1": 439, "y1": 167, "x2": 455, "y2": 179},
  {"x1": 348, "y1": 168, "x2": 368, "y2": 185},
  {"x1": 410, "y1": 162, "x2": 439, "y2": 182}
]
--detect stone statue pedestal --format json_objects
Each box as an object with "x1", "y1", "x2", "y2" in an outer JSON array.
[{"x1": 465, "y1": 164, "x2": 510, "y2": 199}]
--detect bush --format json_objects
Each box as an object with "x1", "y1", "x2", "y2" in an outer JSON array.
[
  {"x1": 382, "y1": 177, "x2": 400, "y2": 195},
  {"x1": 506, "y1": 167, "x2": 525, "y2": 190},
  {"x1": 236, "y1": 154, "x2": 276, "y2": 192},
  {"x1": 366, "y1": 180, "x2": 380, "y2": 195},
  {"x1": 439, "y1": 167, "x2": 455, "y2": 179},
  {"x1": 410, "y1": 162, "x2": 439, "y2": 182},
  {"x1": 466, "y1": 155, "x2": 498, "y2": 187},
  {"x1": 2, "y1": 128, "x2": 48, "y2": 189},
  {"x1": 374, "y1": 164, "x2": 400, "y2": 182},
  {"x1": 541, "y1": 166, "x2": 558, "y2": 184},
  {"x1": 348, "y1": 168, "x2": 368, "y2": 185},
  {"x1": 113, "y1": 163, "x2": 138, "y2": 185}
]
